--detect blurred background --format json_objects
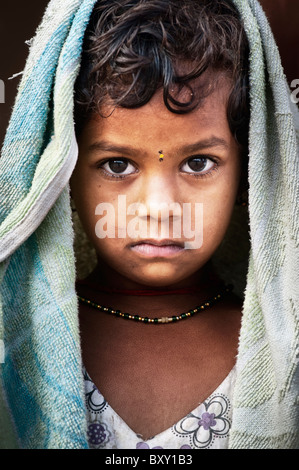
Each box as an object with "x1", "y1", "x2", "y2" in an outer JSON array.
[{"x1": 0, "y1": 0, "x2": 298, "y2": 147}]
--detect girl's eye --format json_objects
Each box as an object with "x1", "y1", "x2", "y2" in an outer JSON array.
[
  {"x1": 101, "y1": 159, "x2": 136, "y2": 176},
  {"x1": 181, "y1": 157, "x2": 216, "y2": 175}
]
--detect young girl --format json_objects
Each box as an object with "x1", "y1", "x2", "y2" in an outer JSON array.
[{"x1": 0, "y1": 0, "x2": 298, "y2": 450}]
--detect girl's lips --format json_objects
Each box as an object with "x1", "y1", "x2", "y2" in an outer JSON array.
[{"x1": 130, "y1": 240, "x2": 184, "y2": 257}]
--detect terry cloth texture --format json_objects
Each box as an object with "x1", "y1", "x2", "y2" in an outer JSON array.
[{"x1": 0, "y1": 0, "x2": 298, "y2": 449}]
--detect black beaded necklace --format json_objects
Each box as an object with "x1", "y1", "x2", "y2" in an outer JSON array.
[{"x1": 78, "y1": 285, "x2": 232, "y2": 324}]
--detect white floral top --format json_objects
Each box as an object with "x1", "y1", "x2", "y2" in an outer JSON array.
[{"x1": 83, "y1": 366, "x2": 236, "y2": 449}]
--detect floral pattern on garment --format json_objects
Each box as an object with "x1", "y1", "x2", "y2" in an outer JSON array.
[
  {"x1": 173, "y1": 394, "x2": 231, "y2": 449},
  {"x1": 83, "y1": 368, "x2": 108, "y2": 414},
  {"x1": 83, "y1": 367, "x2": 236, "y2": 449}
]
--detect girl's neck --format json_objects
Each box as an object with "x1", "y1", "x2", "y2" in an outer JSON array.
[
  {"x1": 76, "y1": 263, "x2": 225, "y2": 319},
  {"x1": 76, "y1": 279, "x2": 220, "y2": 296}
]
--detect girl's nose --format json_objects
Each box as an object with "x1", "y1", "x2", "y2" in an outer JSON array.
[{"x1": 138, "y1": 173, "x2": 181, "y2": 222}]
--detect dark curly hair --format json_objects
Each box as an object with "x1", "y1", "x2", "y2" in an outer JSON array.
[{"x1": 74, "y1": 0, "x2": 250, "y2": 151}]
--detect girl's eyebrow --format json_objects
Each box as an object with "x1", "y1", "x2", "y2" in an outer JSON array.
[
  {"x1": 181, "y1": 137, "x2": 229, "y2": 154},
  {"x1": 86, "y1": 136, "x2": 229, "y2": 156},
  {"x1": 87, "y1": 140, "x2": 138, "y2": 156}
]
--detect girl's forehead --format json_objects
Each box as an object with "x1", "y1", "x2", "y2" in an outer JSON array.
[{"x1": 78, "y1": 75, "x2": 233, "y2": 151}]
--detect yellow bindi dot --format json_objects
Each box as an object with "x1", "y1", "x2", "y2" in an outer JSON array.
[{"x1": 158, "y1": 150, "x2": 164, "y2": 162}]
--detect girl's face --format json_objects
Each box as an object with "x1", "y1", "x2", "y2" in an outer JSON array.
[{"x1": 71, "y1": 76, "x2": 242, "y2": 288}]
